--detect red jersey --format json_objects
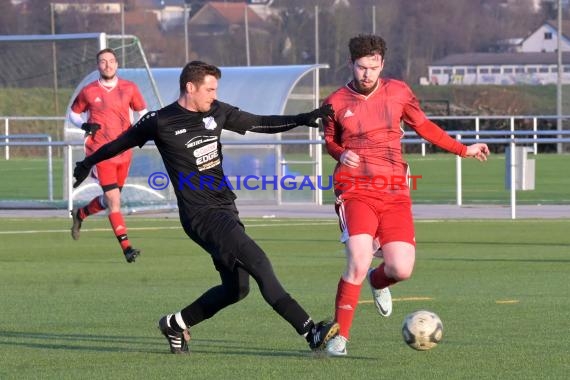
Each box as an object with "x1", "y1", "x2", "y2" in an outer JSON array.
[
  {"x1": 323, "y1": 79, "x2": 465, "y2": 197},
  {"x1": 71, "y1": 78, "x2": 146, "y2": 160}
]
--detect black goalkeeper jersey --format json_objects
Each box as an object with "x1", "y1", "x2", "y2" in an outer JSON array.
[{"x1": 84, "y1": 100, "x2": 301, "y2": 216}]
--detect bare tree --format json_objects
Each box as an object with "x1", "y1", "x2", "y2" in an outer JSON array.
[
  {"x1": 1, "y1": 0, "x2": 548, "y2": 84},
  {"x1": 0, "y1": 1, "x2": 20, "y2": 34}
]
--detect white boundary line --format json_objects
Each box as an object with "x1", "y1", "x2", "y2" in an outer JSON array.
[
  {"x1": 0, "y1": 221, "x2": 338, "y2": 235},
  {"x1": 359, "y1": 297, "x2": 433, "y2": 304},
  {"x1": 2, "y1": 218, "x2": 567, "y2": 235}
]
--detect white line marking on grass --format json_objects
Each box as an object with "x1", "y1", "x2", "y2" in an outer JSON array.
[
  {"x1": 0, "y1": 221, "x2": 338, "y2": 235},
  {"x1": 359, "y1": 296, "x2": 433, "y2": 305},
  {"x1": 416, "y1": 219, "x2": 570, "y2": 223},
  {"x1": 495, "y1": 299, "x2": 519, "y2": 304},
  {"x1": 246, "y1": 221, "x2": 337, "y2": 228},
  {"x1": 0, "y1": 226, "x2": 183, "y2": 235}
]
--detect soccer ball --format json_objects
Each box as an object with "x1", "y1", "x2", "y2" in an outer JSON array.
[{"x1": 402, "y1": 310, "x2": 443, "y2": 351}]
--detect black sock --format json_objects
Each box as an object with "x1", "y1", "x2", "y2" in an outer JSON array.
[
  {"x1": 304, "y1": 321, "x2": 318, "y2": 342},
  {"x1": 271, "y1": 295, "x2": 315, "y2": 336}
]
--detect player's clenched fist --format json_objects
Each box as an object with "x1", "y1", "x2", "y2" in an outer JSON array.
[{"x1": 465, "y1": 143, "x2": 490, "y2": 162}]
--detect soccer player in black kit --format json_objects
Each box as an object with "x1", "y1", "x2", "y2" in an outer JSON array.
[{"x1": 72, "y1": 61, "x2": 338, "y2": 354}]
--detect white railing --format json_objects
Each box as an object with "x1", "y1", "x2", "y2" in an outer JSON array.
[
  {"x1": 2, "y1": 136, "x2": 570, "y2": 218},
  {"x1": 226, "y1": 133, "x2": 570, "y2": 219},
  {"x1": 0, "y1": 134, "x2": 55, "y2": 200},
  {"x1": 1, "y1": 114, "x2": 570, "y2": 219},
  {"x1": 426, "y1": 114, "x2": 566, "y2": 154},
  {"x1": 2, "y1": 116, "x2": 65, "y2": 160},
  {"x1": 410, "y1": 130, "x2": 570, "y2": 219}
]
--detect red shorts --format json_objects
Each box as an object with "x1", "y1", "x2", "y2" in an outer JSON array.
[
  {"x1": 335, "y1": 192, "x2": 415, "y2": 247},
  {"x1": 92, "y1": 159, "x2": 131, "y2": 188}
]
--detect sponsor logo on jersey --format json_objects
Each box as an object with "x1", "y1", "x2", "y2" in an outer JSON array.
[
  {"x1": 94, "y1": 97, "x2": 102, "y2": 103},
  {"x1": 203, "y1": 116, "x2": 217, "y2": 130},
  {"x1": 195, "y1": 142, "x2": 219, "y2": 168},
  {"x1": 197, "y1": 155, "x2": 220, "y2": 169},
  {"x1": 193, "y1": 141, "x2": 217, "y2": 157},
  {"x1": 175, "y1": 128, "x2": 187, "y2": 135},
  {"x1": 344, "y1": 109, "x2": 354, "y2": 118},
  {"x1": 185, "y1": 135, "x2": 217, "y2": 149}
]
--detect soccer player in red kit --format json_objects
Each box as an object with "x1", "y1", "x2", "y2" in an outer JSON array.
[
  {"x1": 322, "y1": 35, "x2": 490, "y2": 356},
  {"x1": 68, "y1": 48, "x2": 148, "y2": 263}
]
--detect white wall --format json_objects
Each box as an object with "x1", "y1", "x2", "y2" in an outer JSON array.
[{"x1": 521, "y1": 24, "x2": 570, "y2": 52}]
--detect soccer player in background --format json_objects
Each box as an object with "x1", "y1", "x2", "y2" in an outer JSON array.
[
  {"x1": 68, "y1": 48, "x2": 148, "y2": 263},
  {"x1": 322, "y1": 34, "x2": 490, "y2": 356},
  {"x1": 72, "y1": 60, "x2": 339, "y2": 354}
]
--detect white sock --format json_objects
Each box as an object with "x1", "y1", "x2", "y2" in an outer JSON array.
[{"x1": 174, "y1": 312, "x2": 187, "y2": 330}]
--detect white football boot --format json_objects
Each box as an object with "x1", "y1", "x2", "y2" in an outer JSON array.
[
  {"x1": 368, "y1": 268, "x2": 392, "y2": 317},
  {"x1": 325, "y1": 335, "x2": 348, "y2": 357}
]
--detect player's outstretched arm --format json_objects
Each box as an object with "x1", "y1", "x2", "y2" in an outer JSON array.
[
  {"x1": 234, "y1": 103, "x2": 335, "y2": 134},
  {"x1": 294, "y1": 104, "x2": 335, "y2": 128},
  {"x1": 464, "y1": 143, "x2": 490, "y2": 162}
]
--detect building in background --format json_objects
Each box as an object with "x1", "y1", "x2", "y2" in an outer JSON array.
[{"x1": 426, "y1": 20, "x2": 570, "y2": 85}]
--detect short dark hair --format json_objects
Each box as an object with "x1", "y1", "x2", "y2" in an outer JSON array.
[
  {"x1": 348, "y1": 34, "x2": 387, "y2": 62},
  {"x1": 179, "y1": 61, "x2": 222, "y2": 93},
  {"x1": 96, "y1": 48, "x2": 117, "y2": 62}
]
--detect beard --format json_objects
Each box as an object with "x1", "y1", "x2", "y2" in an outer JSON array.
[
  {"x1": 350, "y1": 79, "x2": 378, "y2": 96},
  {"x1": 100, "y1": 72, "x2": 116, "y2": 81},
  {"x1": 354, "y1": 80, "x2": 377, "y2": 95}
]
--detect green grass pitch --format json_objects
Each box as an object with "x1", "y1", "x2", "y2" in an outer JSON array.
[{"x1": 0, "y1": 216, "x2": 568, "y2": 379}]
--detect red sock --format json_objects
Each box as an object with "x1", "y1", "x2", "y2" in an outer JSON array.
[
  {"x1": 108, "y1": 212, "x2": 130, "y2": 251},
  {"x1": 78, "y1": 196, "x2": 105, "y2": 220},
  {"x1": 334, "y1": 278, "x2": 362, "y2": 339},
  {"x1": 370, "y1": 263, "x2": 398, "y2": 289}
]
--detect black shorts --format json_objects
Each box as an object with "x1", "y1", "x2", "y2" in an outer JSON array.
[{"x1": 180, "y1": 203, "x2": 251, "y2": 270}]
